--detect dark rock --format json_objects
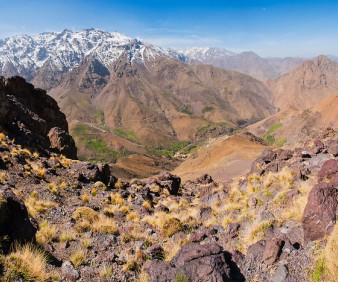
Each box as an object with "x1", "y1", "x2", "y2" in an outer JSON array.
[
  {"x1": 248, "y1": 196, "x2": 258, "y2": 208},
  {"x1": 190, "y1": 231, "x2": 208, "y2": 242},
  {"x1": 226, "y1": 223, "x2": 240, "y2": 239},
  {"x1": 196, "y1": 174, "x2": 214, "y2": 184},
  {"x1": 287, "y1": 227, "x2": 304, "y2": 247},
  {"x1": 231, "y1": 250, "x2": 245, "y2": 264},
  {"x1": 199, "y1": 207, "x2": 213, "y2": 222},
  {"x1": 330, "y1": 173, "x2": 338, "y2": 186},
  {"x1": 199, "y1": 184, "x2": 227, "y2": 205},
  {"x1": 156, "y1": 171, "x2": 181, "y2": 195},
  {"x1": 48, "y1": 127, "x2": 77, "y2": 159},
  {"x1": 75, "y1": 162, "x2": 113, "y2": 185},
  {"x1": 0, "y1": 186, "x2": 37, "y2": 249},
  {"x1": 302, "y1": 182, "x2": 337, "y2": 242},
  {"x1": 144, "y1": 261, "x2": 176, "y2": 282},
  {"x1": 145, "y1": 245, "x2": 165, "y2": 261},
  {"x1": 263, "y1": 237, "x2": 283, "y2": 265}
]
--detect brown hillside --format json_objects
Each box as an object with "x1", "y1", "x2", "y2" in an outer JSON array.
[
  {"x1": 269, "y1": 55, "x2": 338, "y2": 111},
  {"x1": 173, "y1": 135, "x2": 268, "y2": 182}
]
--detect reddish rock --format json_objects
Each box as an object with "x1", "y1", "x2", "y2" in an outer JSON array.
[
  {"x1": 263, "y1": 237, "x2": 283, "y2": 265},
  {"x1": 145, "y1": 243, "x2": 234, "y2": 282},
  {"x1": 328, "y1": 142, "x2": 338, "y2": 156},
  {"x1": 247, "y1": 240, "x2": 266, "y2": 258},
  {"x1": 301, "y1": 182, "x2": 337, "y2": 242},
  {"x1": 318, "y1": 159, "x2": 338, "y2": 180}
]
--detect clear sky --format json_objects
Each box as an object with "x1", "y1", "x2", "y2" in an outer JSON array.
[{"x1": 0, "y1": 0, "x2": 337, "y2": 57}]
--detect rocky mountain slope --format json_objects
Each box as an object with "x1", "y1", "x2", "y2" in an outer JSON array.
[
  {"x1": 182, "y1": 47, "x2": 304, "y2": 81},
  {"x1": 0, "y1": 106, "x2": 337, "y2": 281}
]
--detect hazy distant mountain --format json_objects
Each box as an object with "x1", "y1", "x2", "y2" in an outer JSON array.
[
  {"x1": 249, "y1": 55, "x2": 338, "y2": 146},
  {"x1": 181, "y1": 47, "x2": 305, "y2": 81},
  {"x1": 269, "y1": 55, "x2": 338, "y2": 110}
]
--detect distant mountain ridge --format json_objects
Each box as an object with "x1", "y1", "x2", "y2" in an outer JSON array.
[
  {"x1": 0, "y1": 29, "x2": 305, "y2": 83},
  {"x1": 0, "y1": 28, "x2": 174, "y2": 82},
  {"x1": 181, "y1": 47, "x2": 305, "y2": 81}
]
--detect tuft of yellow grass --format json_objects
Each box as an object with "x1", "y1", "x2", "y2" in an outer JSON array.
[
  {"x1": 2, "y1": 244, "x2": 49, "y2": 281},
  {"x1": 36, "y1": 221, "x2": 57, "y2": 244},
  {"x1": 70, "y1": 249, "x2": 86, "y2": 268},
  {"x1": 25, "y1": 193, "x2": 58, "y2": 217}
]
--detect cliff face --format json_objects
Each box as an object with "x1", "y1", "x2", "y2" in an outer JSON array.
[{"x1": 0, "y1": 76, "x2": 77, "y2": 159}]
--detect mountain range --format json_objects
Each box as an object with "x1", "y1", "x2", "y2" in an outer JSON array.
[{"x1": 1, "y1": 28, "x2": 338, "y2": 162}]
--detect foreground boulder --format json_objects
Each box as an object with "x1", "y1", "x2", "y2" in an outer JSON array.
[
  {"x1": 0, "y1": 76, "x2": 77, "y2": 159},
  {"x1": 145, "y1": 243, "x2": 237, "y2": 282},
  {"x1": 302, "y1": 182, "x2": 337, "y2": 242},
  {"x1": 0, "y1": 186, "x2": 37, "y2": 251}
]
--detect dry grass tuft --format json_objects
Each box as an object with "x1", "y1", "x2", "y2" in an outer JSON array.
[
  {"x1": 70, "y1": 249, "x2": 86, "y2": 268},
  {"x1": 324, "y1": 225, "x2": 338, "y2": 280},
  {"x1": 1, "y1": 244, "x2": 49, "y2": 281},
  {"x1": 162, "y1": 218, "x2": 184, "y2": 237},
  {"x1": 36, "y1": 221, "x2": 58, "y2": 244},
  {"x1": 25, "y1": 192, "x2": 58, "y2": 217}
]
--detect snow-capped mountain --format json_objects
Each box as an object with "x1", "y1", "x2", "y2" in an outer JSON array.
[
  {"x1": 181, "y1": 47, "x2": 235, "y2": 62},
  {"x1": 0, "y1": 28, "x2": 172, "y2": 78}
]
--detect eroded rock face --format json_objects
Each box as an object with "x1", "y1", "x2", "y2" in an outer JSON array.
[
  {"x1": 48, "y1": 127, "x2": 77, "y2": 159},
  {"x1": 0, "y1": 76, "x2": 77, "y2": 159},
  {"x1": 301, "y1": 182, "x2": 337, "y2": 242},
  {"x1": 145, "y1": 243, "x2": 236, "y2": 282}
]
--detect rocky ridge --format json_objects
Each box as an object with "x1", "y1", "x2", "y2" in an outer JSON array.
[{"x1": 0, "y1": 76, "x2": 77, "y2": 159}]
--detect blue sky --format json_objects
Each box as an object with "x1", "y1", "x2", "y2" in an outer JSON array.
[{"x1": 0, "y1": 0, "x2": 337, "y2": 57}]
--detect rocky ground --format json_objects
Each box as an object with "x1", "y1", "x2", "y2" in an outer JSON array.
[{"x1": 0, "y1": 77, "x2": 337, "y2": 281}]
